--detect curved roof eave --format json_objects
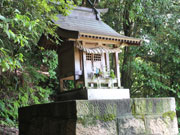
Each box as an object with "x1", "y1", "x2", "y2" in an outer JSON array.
[{"x1": 54, "y1": 7, "x2": 142, "y2": 46}]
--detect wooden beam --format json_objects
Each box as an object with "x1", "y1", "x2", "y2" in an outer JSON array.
[
  {"x1": 60, "y1": 76, "x2": 74, "y2": 80},
  {"x1": 70, "y1": 37, "x2": 123, "y2": 45},
  {"x1": 67, "y1": 33, "x2": 141, "y2": 46},
  {"x1": 79, "y1": 33, "x2": 141, "y2": 42},
  {"x1": 115, "y1": 52, "x2": 121, "y2": 88}
]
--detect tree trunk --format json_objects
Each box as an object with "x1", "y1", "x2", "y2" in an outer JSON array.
[
  {"x1": 121, "y1": 47, "x2": 133, "y2": 88},
  {"x1": 121, "y1": 1, "x2": 134, "y2": 89}
]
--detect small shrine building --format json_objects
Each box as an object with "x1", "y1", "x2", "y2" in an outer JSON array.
[
  {"x1": 19, "y1": 6, "x2": 179, "y2": 135},
  {"x1": 39, "y1": 6, "x2": 141, "y2": 99}
]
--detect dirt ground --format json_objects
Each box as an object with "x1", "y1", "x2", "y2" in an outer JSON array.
[{"x1": 0, "y1": 125, "x2": 18, "y2": 135}]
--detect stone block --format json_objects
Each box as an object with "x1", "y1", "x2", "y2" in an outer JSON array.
[
  {"x1": 76, "y1": 99, "x2": 132, "y2": 117},
  {"x1": 132, "y1": 98, "x2": 176, "y2": 115},
  {"x1": 145, "y1": 115, "x2": 178, "y2": 135},
  {"x1": 76, "y1": 121, "x2": 117, "y2": 135},
  {"x1": 19, "y1": 98, "x2": 179, "y2": 135},
  {"x1": 117, "y1": 116, "x2": 146, "y2": 135},
  {"x1": 56, "y1": 88, "x2": 130, "y2": 101}
]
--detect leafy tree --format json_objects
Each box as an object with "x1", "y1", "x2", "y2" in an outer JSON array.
[
  {"x1": 99, "y1": 0, "x2": 180, "y2": 96},
  {"x1": 99, "y1": 0, "x2": 180, "y2": 129},
  {"x1": 1, "y1": 0, "x2": 180, "y2": 129},
  {"x1": 0, "y1": 0, "x2": 73, "y2": 126}
]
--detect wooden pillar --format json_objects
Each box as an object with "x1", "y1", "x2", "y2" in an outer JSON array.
[
  {"x1": 73, "y1": 45, "x2": 77, "y2": 89},
  {"x1": 60, "y1": 79, "x2": 64, "y2": 92},
  {"x1": 105, "y1": 53, "x2": 110, "y2": 71},
  {"x1": 58, "y1": 48, "x2": 64, "y2": 92},
  {"x1": 101, "y1": 53, "x2": 105, "y2": 72},
  {"x1": 92, "y1": 53, "x2": 94, "y2": 71},
  {"x1": 82, "y1": 42, "x2": 88, "y2": 87},
  {"x1": 115, "y1": 52, "x2": 121, "y2": 88}
]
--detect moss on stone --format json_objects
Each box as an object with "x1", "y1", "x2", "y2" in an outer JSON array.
[
  {"x1": 131, "y1": 99, "x2": 148, "y2": 115},
  {"x1": 131, "y1": 100, "x2": 136, "y2": 115},
  {"x1": 105, "y1": 104, "x2": 117, "y2": 116},
  {"x1": 78, "y1": 113, "x2": 116, "y2": 126},
  {"x1": 131, "y1": 100, "x2": 145, "y2": 121},
  {"x1": 78, "y1": 115, "x2": 97, "y2": 126},
  {"x1": 98, "y1": 114, "x2": 116, "y2": 122},
  {"x1": 77, "y1": 101, "x2": 90, "y2": 115},
  {"x1": 135, "y1": 99, "x2": 147, "y2": 114},
  {"x1": 155, "y1": 99, "x2": 164, "y2": 113},
  {"x1": 162, "y1": 111, "x2": 176, "y2": 121},
  {"x1": 77, "y1": 101, "x2": 117, "y2": 126},
  {"x1": 146, "y1": 99, "x2": 153, "y2": 113}
]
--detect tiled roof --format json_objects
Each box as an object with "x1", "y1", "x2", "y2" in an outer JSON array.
[
  {"x1": 53, "y1": 7, "x2": 141, "y2": 45},
  {"x1": 54, "y1": 7, "x2": 134, "y2": 39}
]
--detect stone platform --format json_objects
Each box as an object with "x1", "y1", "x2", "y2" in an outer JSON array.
[
  {"x1": 56, "y1": 88, "x2": 130, "y2": 101},
  {"x1": 19, "y1": 98, "x2": 179, "y2": 135}
]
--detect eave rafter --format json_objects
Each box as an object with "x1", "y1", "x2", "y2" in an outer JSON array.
[{"x1": 68, "y1": 33, "x2": 142, "y2": 46}]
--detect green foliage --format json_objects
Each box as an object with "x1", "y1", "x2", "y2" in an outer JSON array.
[
  {"x1": 0, "y1": 0, "x2": 180, "y2": 129},
  {"x1": 162, "y1": 111, "x2": 176, "y2": 121},
  {"x1": 110, "y1": 69, "x2": 115, "y2": 79},
  {"x1": 64, "y1": 80, "x2": 75, "y2": 90},
  {"x1": 0, "y1": 48, "x2": 22, "y2": 72},
  {"x1": 0, "y1": 0, "x2": 73, "y2": 71},
  {"x1": 0, "y1": 57, "x2": 54, "y2": 127},
  {"x1": 0, "y1": 86, "x2": 52, "y2": 127},
  {"x1": 42, "y1": 50, "x2": 58, "y2": 79},
  {"x1": 99, "y1": 0, "x2": 180, "y2": 128},
  {"x1": 0, "y1": 0, "x2": 73, "y2": 127}
]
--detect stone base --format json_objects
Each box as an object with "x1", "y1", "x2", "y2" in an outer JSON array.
[
  {"x1": 56, "y1": 88, "x2": 130, "y2": 101},
  {"x1": 19, "y1": 98, "x2": 179, "y2": 135}
]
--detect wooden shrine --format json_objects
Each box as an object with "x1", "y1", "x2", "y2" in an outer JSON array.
[
  {"x1": 19, "y1": 5, "x2": 179, "y2": 135},
  {"x1": 39, "y1": 6, "x2": 141, "y2": 95}
]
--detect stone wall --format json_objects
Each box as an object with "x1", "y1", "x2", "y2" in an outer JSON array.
[{"x1": 19, "y1": 98, "x2": 179, "y2": 135}]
